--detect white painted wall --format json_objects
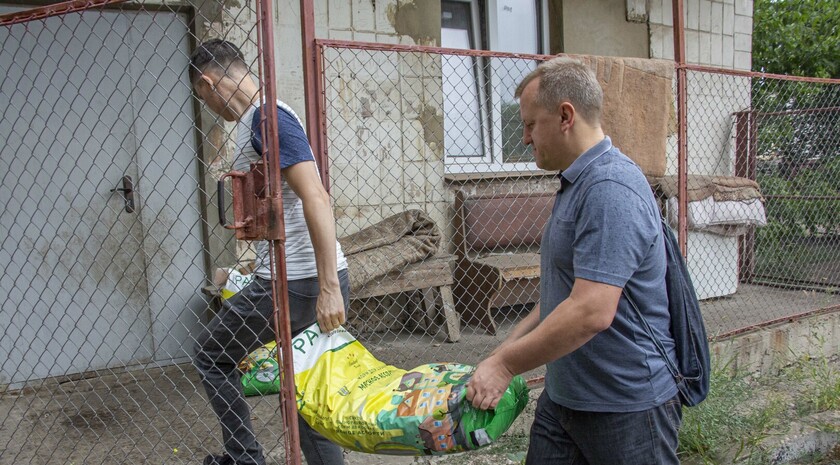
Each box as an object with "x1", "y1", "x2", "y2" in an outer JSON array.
[
  {"x1": 563, "y1": 0, "x2": 649, "y2": 58},
  {"x1": 314, "y1": 0, "x2": 448, "y2": 237},
  {"x1": 648, "y1": 0, "x2": 754, "y2": 70}
]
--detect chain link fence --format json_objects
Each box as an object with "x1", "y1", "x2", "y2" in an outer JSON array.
[
  {"x1": 319, "y1": 41, "x2": 840, "y2": 364},
  {"x1": 2, "y1": 3, "x2": 840, "y2": 464},
  {"x1": 682, "y1": 68, "x2": 840, "y2": 336},
  {"x1": 320, "y1": 43, "x2": 554, "y2": 378},
  {"x1": 0, "y1": 1, "x2": 303, "y2": 463}
]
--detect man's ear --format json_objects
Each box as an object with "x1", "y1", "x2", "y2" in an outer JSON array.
[
  {"x1": 558, "y1": 102, "x2": 576, "y2": 132},
  {"x1": 199, "y1": 73, "x2": 216, "y2": 91}
]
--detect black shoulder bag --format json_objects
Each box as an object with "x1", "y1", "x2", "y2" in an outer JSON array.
[{"x1": 624, "y1": 217, "x2": 711, "y2": 407}]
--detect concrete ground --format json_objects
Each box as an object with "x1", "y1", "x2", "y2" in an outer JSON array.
[{"x1": 1, "y1": 283, "x2": 838, "y2": 464}]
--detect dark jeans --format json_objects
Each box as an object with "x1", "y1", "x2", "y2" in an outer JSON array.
[
  {"x1": 194, "y1": 270, "x2": 350, "y2": 465},
  {"x1": 525, "y1": 390, "x2": 682, "y2": 465}
]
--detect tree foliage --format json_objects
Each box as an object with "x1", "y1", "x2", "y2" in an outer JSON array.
[
  {"x1": 752, "y1": 0, "x2": 840, "y2": 78},
  {"x1": 751, "y1": 0, "x2": 840, "y2": 282}
]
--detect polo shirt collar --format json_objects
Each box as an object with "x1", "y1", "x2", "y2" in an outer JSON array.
[{"x1": 559, "y1": 136, "x2": 612, "y2": 186}]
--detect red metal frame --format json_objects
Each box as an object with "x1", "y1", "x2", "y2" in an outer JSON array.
[
  {"x1": 314, "y1": 42, "x2": 331, "y2": 193},
  {"x1": 300, "y1": 0, "x2": 328, "y2": 189},
  {"x1": 765, "y1": 195, "x2": 840, "y2": 201},
  {"x1": 713, "y1": 305, "x2": 840, "y2": 341},
  {"x1": 733, "y1": 100, "x2": 838, "y2": 283},
  {"x1": 317, "y1": 38, "x2": 557, "y2": 60},
  {"x1": 682, "y1": 63, "x2": 840, "y2": 84},
  {"x1": 0, "y1": 0, "x2": 127, "y2": 25},
  {"x1": 672, "y1": 0, "x2": 689, "y2": 257},
  {"x1": 526, "y1": 377, "x2": 545, "y2": 389},
  {"x1": 256, "y1": 0, "x2": 301, "y2": 463},
  {"x1": 734, "y1": 110, "x2": 756, "y2": 282},
  {"x1": 734, "y1": 111, "x2": 752, "y2": 179},
  {"x1": 754, "y1": 106, "x2": 840, "y2": 117}
]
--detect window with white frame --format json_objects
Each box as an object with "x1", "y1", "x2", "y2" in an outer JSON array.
[{"x1": 441, "y1": 0, "x2": 548, "y2": 174}]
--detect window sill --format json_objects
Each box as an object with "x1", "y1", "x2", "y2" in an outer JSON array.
[{"x1": 444, "y1": 170, "x2": 559, "y2": 183}]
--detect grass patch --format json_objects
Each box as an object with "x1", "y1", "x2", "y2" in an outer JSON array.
[
  {"x1": 679, "y1": 352, "x2": 840, "y2": 464},
  {"x1": 678, "y1": 363, "x2": 783, "y2": 464},
  {"x1": 780, "y1": 351, "x2": 840, "y2": 415}
]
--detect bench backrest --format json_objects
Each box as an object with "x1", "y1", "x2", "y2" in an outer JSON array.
[{"x1": 454, "y1": 190, "x2": 556, "y2": 254}]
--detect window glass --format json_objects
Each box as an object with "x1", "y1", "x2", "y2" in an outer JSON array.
[
  {"x1": 442, "y1": 1, "x2": 485, "y2": 159},
  {"x1": 494, "y1": 2, "x2": 539, "y2": 54},
  {"x1": 493, "y1": 2, "x2": 540, "y2": 163},
  {"x1": 441, "y1": 0, "x2": 545, "y2": 169}
]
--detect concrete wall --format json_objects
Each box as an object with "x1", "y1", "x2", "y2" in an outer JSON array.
[
  {"x1": 712, "y1": 309, "x2": 840, "y2": 377},
  {"x1": 648, "y1": 0, "x2": 754, "y2": 70},
  {"x1": 313, "y1": 0, "x2": 447, "y2": 236},
  {"x1": 562, "y1": 0, "x2": 649, "y2": 58},
  {"x1": 558, "y1": 0, "x2": 755, "y2": 69},
  {"x1": 192, "y1": 0, "x2": 261, "y2": 265},
  {"x1": 275, "y1": 0, "x2": 441, "y2": 123}
]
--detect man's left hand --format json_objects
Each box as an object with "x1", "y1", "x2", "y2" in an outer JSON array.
[{"x1": 466, "y1": 355, "x2": 514, "y2": 410}]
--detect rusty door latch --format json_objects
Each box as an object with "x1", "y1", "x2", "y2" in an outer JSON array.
[
  {"x1": 218, "y1": 162, "x2": 283, "y2": 241},
  {"x1": 110, "y1": 175, "x2": 135, "y2": 213}
]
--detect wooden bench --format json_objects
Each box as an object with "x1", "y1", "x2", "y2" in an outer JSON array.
[
  {"x1": 351, "y1": 254, "x2": 460, "y2": 343},
  {"x1": 452, "y1": 189, "x2": 556, "y2": 334},
  {"x1": 202, "y1": 256, "x2": 461, "y2": 343}
]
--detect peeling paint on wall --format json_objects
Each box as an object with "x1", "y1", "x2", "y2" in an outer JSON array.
[
  {"x1": 386, "y1": 0, "x2": 441, "y2": 46},
  {"x1": 418, "y1": 104, "x2": 443, "y2": 160},
  {"x1": 625, "y1": 0, "x2": 647, "y2": 23}
]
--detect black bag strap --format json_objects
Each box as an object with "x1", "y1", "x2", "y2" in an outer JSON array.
[
  {"x1": 622, "y1": 215, "x2": 691, "y2": 399},
  {"x1": 623, "y1": 289, "x2": 682, "y2": 382}
]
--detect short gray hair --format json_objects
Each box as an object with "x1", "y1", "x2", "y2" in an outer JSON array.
[{"x1": 515, "y1": 57, "x2": 603, "y2": 124}]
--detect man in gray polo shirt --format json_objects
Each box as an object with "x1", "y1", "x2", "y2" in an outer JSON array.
[{"x1": 466, "y1": 57, "x2": 681, "y2": 464}]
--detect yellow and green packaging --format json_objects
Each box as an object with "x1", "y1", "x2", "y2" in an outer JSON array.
[{"x1": 241, "y1": 324, "x2": 528, "y2": 456}]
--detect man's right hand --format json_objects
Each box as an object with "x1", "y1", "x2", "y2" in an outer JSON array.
[
  {"x1": 316, "y1": 285, "x2": 345, "y2": 333},
  {"x1": 466, "y1": 355, "x2": 515, "y2": 410}
]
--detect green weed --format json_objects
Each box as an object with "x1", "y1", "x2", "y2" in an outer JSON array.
[{"x1": 679, "y1": 352, "x2": 839, "y2": 464}]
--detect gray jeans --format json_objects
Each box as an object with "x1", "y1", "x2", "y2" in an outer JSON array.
[
  {"x1": 525, "y1": 390, "x2": 682, "y2": 465},
  {"x1": 194, "y1": 271, "x2": 349, "y2": 465}
]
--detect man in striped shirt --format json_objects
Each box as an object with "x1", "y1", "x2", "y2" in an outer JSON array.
[{"x1": 189, "y1": 39, "x2": 349, "y2": 465}]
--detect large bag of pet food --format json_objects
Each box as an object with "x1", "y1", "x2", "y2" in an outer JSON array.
[{"x1": 290, "y1": 323, "x2": 529, "y2": 455}]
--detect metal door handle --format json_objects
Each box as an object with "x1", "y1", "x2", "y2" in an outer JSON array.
[
  {"x1": 218, "y1": 170, "x2": 251, "y2": 229},
  {"x1": 111, "y1": 175, "x2": 135, "y2": 213}
]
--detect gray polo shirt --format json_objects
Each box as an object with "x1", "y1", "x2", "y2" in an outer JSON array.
[{"x1": 540, "y1": 137, "x2": 678, "y2": 412}]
